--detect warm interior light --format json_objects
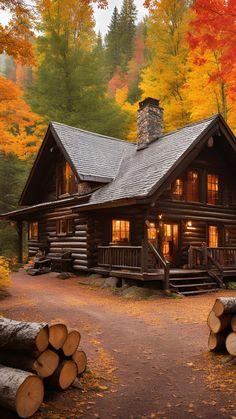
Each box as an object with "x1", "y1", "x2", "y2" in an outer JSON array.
[{"x1": 187, "y1": 221, "x2": 192, "y2": 227}]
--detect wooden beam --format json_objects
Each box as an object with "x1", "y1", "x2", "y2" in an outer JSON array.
[{"x1": 16, "y1": 221, "x2": 23, "y2": 263}]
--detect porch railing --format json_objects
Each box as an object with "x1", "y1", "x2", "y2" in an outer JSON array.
[
  {"x1": 189, "y1": 244, "x2": 236, "y2": 269},
  {"x1": 98, "y1": 246, "x2": 142, "y2": 270},
  {"x1": 148, "y1": 241, "x2": 170, "y2": 291}
]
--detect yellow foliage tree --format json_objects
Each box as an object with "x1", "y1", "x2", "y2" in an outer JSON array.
[
  {"x1": 0, "y1": 75, "x2": 43, "y2": 158},
  {"x1": 0, "y1": 256, "x2": 11, "y2": 292},
  {"x1": 140, "y1": 0, "x2": 192, "y2": 132}
]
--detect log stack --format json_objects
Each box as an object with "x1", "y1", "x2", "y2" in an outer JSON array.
[
  {"x1": 207, "y1": 297, "x2": 236, "y2": 356},
  {"x1": 0, "y1": 317, "x2": 87, "y2": 418}
]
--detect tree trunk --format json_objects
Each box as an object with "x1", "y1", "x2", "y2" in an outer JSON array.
[
  {"x1": 62, "y1": 329, "x2": 81, "y2": 357},
  {"x1": 0, "y1": 349, "x2": 59, "y2": 378},
  {"x1": 208, "y1": 331, "x2": 227, "y2": 351},
  {"x1": 49, "y1": 323, "x2": 68, "y2": 350},
  {"x1": 47, "y1": 360, "x2": 77, "y2": 391},
  {"x1": 231, "y1": 315, "x2": 236, "y2": 332},
  {"x1": 0, "y1": 318, "x2": 48, "y2": 352},
  {"x1": 72, "y1": 350, "x2": 87, "y2": 375},
  {"x1": 212, "y1": 297, "x2": 236, "y2": 317},
  {"x1": 225, "y1": 332, "x2": 236, "y2": 356},
  {"x1": 207, "y1": 310, "x2": 232, "y2": 333},
  {"x1": 0, "y1": 365, "x2": 44, "y2": 418}
]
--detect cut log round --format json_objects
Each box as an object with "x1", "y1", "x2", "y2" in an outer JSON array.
[
  {"x1": 225, "y1": 332, "x2": 236, "y2": 356},
  {"x1": 49, "y1": 323, "x2": 68, "y2": 349},
  {"x1": 0, "y1": 317, "x2": 48, "y2": 352},
  {"x1": 0, "y1": 365, "x2": 44, "y2": 418},
  {"x1": 208, "y1": 331, "x2": 227, "y2": 351},
  {"x1": 231, "y1": 315, "x2": 236, "y2": 332},
  {"x1": 0, "y1": 349, "x2": 59, "y2": 378},
  {"x1": 72, "y1": 350, "x2": 87, "y2": 375},
  {"x1": 62, "y1": 330, "x2": 81, "y2": 356},
  {"x1": 47, "y1": 360, "x2": 77, "y2": 390},
  {"x1": 212, "y1": 297, "x2": 236, "y2": 317},
  {"x1": 207, "y1": 310, "x2": 232, "y2": 333}
]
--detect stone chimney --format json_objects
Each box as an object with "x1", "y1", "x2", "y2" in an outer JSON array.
[{"x1": 137, "y1": 97, "x2": 163, "y2": 149}]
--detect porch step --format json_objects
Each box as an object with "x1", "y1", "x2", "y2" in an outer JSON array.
[
  {"x1": 181, "y1": 288, "x2": 219, "y2": 296},
  {"x1": 169, "y1": 276, "x2": 210, "y2": 282},
  {"x1": 170, "y1": 282, "x2": 216, "y2": 289}
]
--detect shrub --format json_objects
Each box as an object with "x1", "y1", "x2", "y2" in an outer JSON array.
[{"x1": 0, "y1": 256, "x2": 11, "y2": 292}]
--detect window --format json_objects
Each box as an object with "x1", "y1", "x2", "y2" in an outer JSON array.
[
  {"x1": 171, "y1": 179, "x2": 184, "y2": 200},
  {"x1": 186, "y1": 171, "x2": 199, "y2": 202},
  {"x1": 57, "y1": 218, "x2": 74, "y2": 236},
  {"x1": 209, "y1": 226, "x2": 218, "y2": 248},
  {"x1": 28, "y1": 222, "x2": 38, "y2": 240},
  {"x1": 112, "y1": 220, "x2": 130, "y2": 243},
  {"x1": 58, "y1": 161, "x2": 77, "y2": 196},
  {"x1": 207, "y1": 174, "x2": 219, "y2": 205},
  {"x1": 147, "y1": 222, "x2": 157, "y2": 241}
]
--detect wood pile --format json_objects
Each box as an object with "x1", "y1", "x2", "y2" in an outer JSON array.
[
  {"x1": 207, "y1": 297, "x2": 236, "y2": 356},
  {"x1": 0, "y1": 317, "x2": 87, "y2": 418}
]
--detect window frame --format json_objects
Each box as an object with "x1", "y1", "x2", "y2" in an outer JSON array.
[
  {"x1": 57, "y1": 160, "x2": 77, "y2": 197},
  {"x1": 111, "y1": 219, "x2": 130, "y2": 244},
  {"x1": 171, "y1": 178, "x2": 184, "y2": 201},
  {"x1": 56, "y1": 218, "x2": 74, "y2": 236},
  {"x1": 207, "y1": 173, "x2": 220, "y2": 206},
  {"x1": 28, "y1": 222, "x2": 39, "y2": 241},
  {"x1": 208, "y1": 225, "x2": 219, "y2": 248},
  {"x1": 186, "y1": 170, "x2": 200, "y2": 203}
]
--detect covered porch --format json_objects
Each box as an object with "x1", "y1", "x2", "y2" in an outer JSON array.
[{"x1": 95, "y1": 242, "x2": 236, "y2": 293}]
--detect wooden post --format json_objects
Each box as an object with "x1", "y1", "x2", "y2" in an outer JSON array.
[
  {"x1": 16, "y1": 221, "x2": 23, "y2": 264},
  {"x1": 141, "y1": 239, "x2": 148, "y2": 273},
  {"x1": 201, "y1": 242, "x2": 208, "y2": 268}
]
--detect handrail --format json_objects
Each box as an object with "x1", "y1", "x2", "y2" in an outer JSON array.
[
  {"x1": 207, "y1": 253, "x2": 224, "y2": 288},
  {"x1": 148, "y1": 241, "x2": 170, "y2": 291},
  {"x1": 98, "y1": 245, "x2": 142, "y2": 249}
]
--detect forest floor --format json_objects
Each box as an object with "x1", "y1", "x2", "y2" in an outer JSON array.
[{"x1": 0, "y1": 270, "x2": 236, "y2": 419}]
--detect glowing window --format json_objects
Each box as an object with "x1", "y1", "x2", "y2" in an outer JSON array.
[
  {"x1": 171, "y1": 179, "x2": 184, "y2": 200},
  {"x1": 58, "y1": 162, "x2": 77, "y2": 195},
  {"x1": 112, "y1": 220, "x2": 130, "y2": 243},
  {"x1": 28, "y1": 222, "x2": 38, "y2": 240},
  {"x1": 147, "y1": 222, "x2": 157, "y2": 240},
  {"x1": 209, "y1": 226, "x2": 218, "y2": 248},
  {"x1": 186, "y1": 171, "x2": 199, "y2": 202},
  {"x1": 207, "y1": 174, "x2": 219, "y2": 205}
]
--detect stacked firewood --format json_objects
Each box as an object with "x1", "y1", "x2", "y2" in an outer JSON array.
[
  {"x1": 207, "y1": 297, "x2": 236, "y2": 356},
  {"x1": 0, "y1": 317, "x2": 87, "y2": 418}
]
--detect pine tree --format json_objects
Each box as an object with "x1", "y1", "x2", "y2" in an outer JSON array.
[
  {"x1": 119, "y1": 0, "x2": 137, "y2": 72},
  {"x1": 29, "y1": 0, "x2": 129, "y2": 139},
  {"x1": 105, "y1": 6, "x2": 121, "y2": 76}
]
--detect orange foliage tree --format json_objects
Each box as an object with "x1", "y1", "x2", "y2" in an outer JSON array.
[
  {"x1": 188, "y1": 0, "x2": 236, "y2": 121},
  {"x1": 0, "y1": 75, "x2": 42, "y2": 158}
]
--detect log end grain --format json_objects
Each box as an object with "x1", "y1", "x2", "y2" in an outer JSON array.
[
  {"x1": 48, "y1": 360, "x2": 77, "y2": 391},
  {"x1": 16, "y1": 375, "x2": 44, "y2": 418},
  {"x1": 49, "y1": 323, "x2": 68, "y2": 350},
  {"x1": 226, "y1": 332, "x2": 236, "y2": 356},
  {"x1": 62, "y1": 330, "x2": 81, "y2": 357},
  {"x1": 72, "y1": 350, "x2": 87, "y2": 375},
  {"x1": 36, "y1": 326, "x2": 49, "y2": 352},
  {"x1": 231, "y1": 315, "x2": 236, "y2": 332},
  {"x1": 34, "y1": 349, "x2": 59, "y2": 378}
]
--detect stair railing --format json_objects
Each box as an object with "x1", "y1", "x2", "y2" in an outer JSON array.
[
  {"x1": 148, "y1": 241, "x2": 170, "y2": 291},
  {"x1": 206, "y1": 253, "x2": 224, "y2": 288}
]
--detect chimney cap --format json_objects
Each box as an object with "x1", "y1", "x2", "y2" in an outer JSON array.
[{"x1": 139, "y1": 97, "x2": 160, "y2": 110}]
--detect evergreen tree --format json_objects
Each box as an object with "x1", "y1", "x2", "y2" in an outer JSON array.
[
  {"x1": 119, "y1": 0, "x2": 137, "y2": 71},
  {"x1": 0, "y1": 152, "x2": 29, "y2": 258},
  {"x1": 29, "y1": 0, "x2": 129, "y2": 139},
  {"x1": 105, "y1": 6, "x2": 121, "y2": 76}
]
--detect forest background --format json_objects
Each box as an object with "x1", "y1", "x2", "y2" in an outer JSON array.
[{"x1": 0, "y1": 0, "x2": 236, "y2": 260}]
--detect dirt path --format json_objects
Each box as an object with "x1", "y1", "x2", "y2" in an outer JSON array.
[{"x1": 0, "y1": 271, "x2": 236, "y2": 419}]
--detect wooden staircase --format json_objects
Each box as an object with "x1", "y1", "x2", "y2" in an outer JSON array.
[{"x1": 169, "y1": 270, "x2": 219, "y2": 296}]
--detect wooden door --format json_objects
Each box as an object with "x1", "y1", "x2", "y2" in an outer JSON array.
[{"x1": 162, "y1": 223, "x2": 179, "y2": 266}]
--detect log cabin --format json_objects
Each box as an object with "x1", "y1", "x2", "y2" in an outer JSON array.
[{"x1": 2, "y1": 97, "x2": 236, "y2": 295}]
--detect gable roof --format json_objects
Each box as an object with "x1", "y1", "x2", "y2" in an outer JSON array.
[
  {"x1": 51, "y1": 122, "x2": 134, "y2": 183},
  {"x1": 81, "y1": 114, "x2": 226, "y2": 208}
]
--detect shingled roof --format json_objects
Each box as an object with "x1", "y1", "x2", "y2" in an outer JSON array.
[
  {"x1": 80, "y1": 114, "x2": 223, "y2": 208},
  {"x1": 51, "y1": 122, "x2": 134, "y2": 183}
]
